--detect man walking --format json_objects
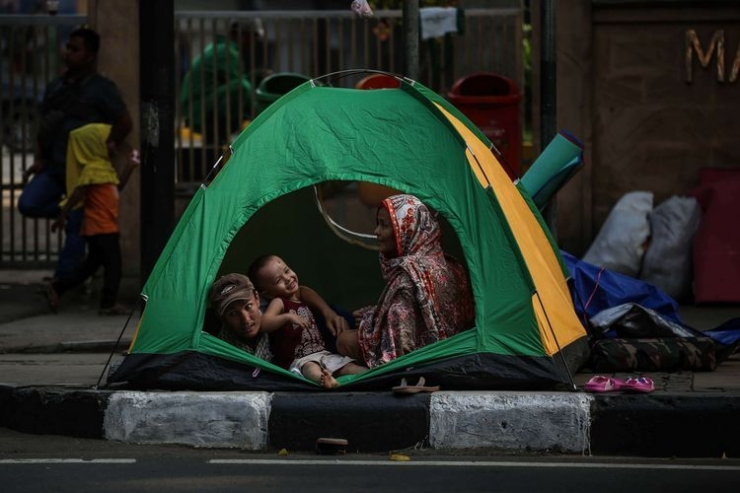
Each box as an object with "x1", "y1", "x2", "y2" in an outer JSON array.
[{"x1": 19, "y1": 26, "x2": 132, "y2": 282}]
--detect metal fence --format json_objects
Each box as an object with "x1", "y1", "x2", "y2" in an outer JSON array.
[
  {"x1": 1, "y1": 8, "x2": 522, "y2": 268},
  {"x1": 0, "y1": 14, "x2": 87, "y2": 268},
  {"x1": 174, "y1": 8, "x2": 523, "y2": 184}
]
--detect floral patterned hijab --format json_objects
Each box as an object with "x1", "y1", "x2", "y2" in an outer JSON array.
[
  {"x1": 379, "y1": 194, "x2": 443, "y2": 273},
  {"x1": 358, "y1": 194, "x2": 475, "y2": 368}
]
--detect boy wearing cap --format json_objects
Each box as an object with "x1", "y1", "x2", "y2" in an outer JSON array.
[{"x1": 209, "y1": 273, "x2": 272, "y2": 361}]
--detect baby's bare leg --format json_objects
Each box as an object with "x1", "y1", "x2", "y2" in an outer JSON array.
[
  {"x1": 336, "y1": 362, "x2": 368, "y2": 376},
  {"x1": 301, "y1": 361, "x2": 324, "y2": 384},
  {"x1": 302, "y1": 362, "x2": 339, "y2": 389}
]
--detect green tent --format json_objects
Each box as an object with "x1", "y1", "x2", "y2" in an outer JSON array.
[{"x1": 110, "y1": 73, "x2": 589, "y2": 391}]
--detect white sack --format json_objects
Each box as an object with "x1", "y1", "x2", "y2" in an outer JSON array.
[
  {"x1": 582, "y1": 191, "x2": 653, "y2": 277},
  {"x1": 640, "y1": 196, "x2": 702, "y2": 301}
]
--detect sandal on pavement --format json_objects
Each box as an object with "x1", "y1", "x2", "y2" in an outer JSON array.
[
  {"x1": 392, "y1": 376, "x2": 440, "y2": 394},
  {"x1": 98, "y1": 304, "x2": 130, "y2": 316},
  {"x1": 583, "y1": 375, "x2": 623, "y2": 393},
  {"x1": 316, "y1": 437, "x2": 348, "y2": 455},
  {"x1": 622, "y1": 376, "x2": 655, "y2": 393}
]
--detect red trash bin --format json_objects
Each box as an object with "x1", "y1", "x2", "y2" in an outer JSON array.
[
  {"x1": 447, "y1": 73, "x2": 522, "y2": 180},
  {"x1": 355, "y1": 74, "x2": 401, "y2": 90}
]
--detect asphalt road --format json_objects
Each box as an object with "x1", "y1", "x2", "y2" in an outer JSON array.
[{"x1": 1, "y1": 428, "x2": 739, "y2": 493}]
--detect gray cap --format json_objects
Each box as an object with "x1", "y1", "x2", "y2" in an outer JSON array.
[{"x1": 209, "y1": 273, "x2": 255, "y2": 316}]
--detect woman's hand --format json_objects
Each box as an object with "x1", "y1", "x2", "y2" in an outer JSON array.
[
  {"x1": 352, "y1": 305, "x2": 374, "y2": 326},
  {"x1": 324, "y1": 311, "x2": 350, "y2": 336}
]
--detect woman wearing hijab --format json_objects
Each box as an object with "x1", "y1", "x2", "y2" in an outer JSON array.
[{"x1": 337, "y1": 194, "x2": 474, "y2": 368}]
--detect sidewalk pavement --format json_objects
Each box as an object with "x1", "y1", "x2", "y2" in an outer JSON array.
[{"x1": 1, "y1": 271, "x2": 739, "y2": 457}]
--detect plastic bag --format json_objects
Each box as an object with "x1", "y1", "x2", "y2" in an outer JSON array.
[{"x1": 590, "y1": 302, "x2": 696, "y2": 339}]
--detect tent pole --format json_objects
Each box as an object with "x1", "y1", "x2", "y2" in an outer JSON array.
[
  {"x1": 94, "y1": 304, "x2": 139, "y2": 389},
  {"x1": 534, "y1": 291, "x2": 577, "y2": 391},
  {"x1": 466, "y1": 144, "x2": 493, "y2": 189}
]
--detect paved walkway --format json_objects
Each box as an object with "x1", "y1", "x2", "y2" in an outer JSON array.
[{"x1": 1, "y1": 271, "x2": 739, "y2": 457}]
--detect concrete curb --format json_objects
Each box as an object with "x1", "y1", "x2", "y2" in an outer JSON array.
[
  {"x1": 590, "y1": 393, "x2": 740, "y2": 457},
  {"x1": 2, "y1": 385, "x2": 740, "y2": 457},
  {"x1": 104, "y1": 391, "x2": 271, "y2": 450},
  {"x1": 429, "y1": 392, "x2": 592, "y2": 453},
  {"x1": 102, "y1": 391, "x2": 594, "y2": 453},
  {"x1": 0, "y1": 385, "x2": 112, "y2": 438}
]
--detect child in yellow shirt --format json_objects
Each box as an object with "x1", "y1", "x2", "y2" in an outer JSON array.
[{"x1": 47, "y1": 123, "x2": 138, "y2": 315}]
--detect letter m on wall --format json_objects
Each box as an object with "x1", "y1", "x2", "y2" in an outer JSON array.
[{"x1": 685, "y1": 29, "x2": 726, "y2": 83}]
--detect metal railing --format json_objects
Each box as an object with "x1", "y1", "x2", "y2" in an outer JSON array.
[
  {"x1": 0, "y1": 14, "x2": 87, "y2": 268},
  {"x1": 174, "y1": 8, "x2": 523, "y2": 185},
  {"x1": 0, "y1": 8, "x2": 521, "y2": 268}
]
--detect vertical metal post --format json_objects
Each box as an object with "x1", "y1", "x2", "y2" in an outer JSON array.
[
  {"x1": 540, "y1": 0, "x2": 557, "y2": 237},
  {"x1": 139, "y1": 0, "x2": 175, "y2": 284},
  {"x1": 403, "y1": 0, "x2": 420, "y2": 79}
]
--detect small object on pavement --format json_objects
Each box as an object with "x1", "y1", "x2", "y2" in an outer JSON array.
[
  {"x1": 316, "y1": 437, "x2": 348, "y2": 455},
  {"x1": 278, "y1": 448, "x2": 289, "y2": 456},
  {"x1": 583, "y1": 375, "x2": 623, "y2": 393},
  {"x1": 392, "y1": 376, "x2": 440, "y2": 394},
  {"x1": 389, "y1": 453, "x2": 411, "y2": 461}
]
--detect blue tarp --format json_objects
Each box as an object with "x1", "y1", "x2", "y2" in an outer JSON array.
[
  {"x1": 562, "y1": 251, "x2": 740, "y2": 357},
  {"x1": 562, "y1": 251, "x2": 682, "y2": 326}
]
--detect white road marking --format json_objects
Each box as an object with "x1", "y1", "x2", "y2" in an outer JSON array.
[
  {"x1": 0, "y1": 459, "x2": 136, "y2": 464},
  {"x1": 208, "y1": 459, "x2": 740, "y2": 471}
]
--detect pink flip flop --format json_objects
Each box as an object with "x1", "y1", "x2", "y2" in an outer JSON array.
[
  {"x1": 622, "y1": 376, "x2": 655, "y2": 393},
  {"x1": 583, "y1": 375, "x2": 623, "y2": 393}
]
